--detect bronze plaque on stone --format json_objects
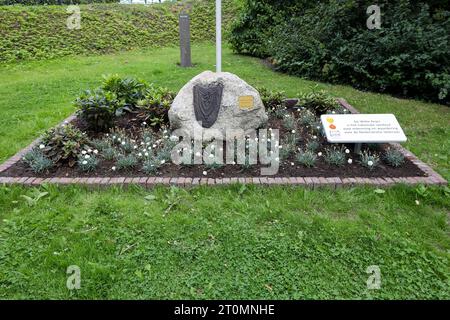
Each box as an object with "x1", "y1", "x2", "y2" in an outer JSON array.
[
  {"x1": 239, "y1": 96, "x2": 254, "y2": 109},
  {"x1": 193, "y1": 82, "x2": 224, "y2": 128}
]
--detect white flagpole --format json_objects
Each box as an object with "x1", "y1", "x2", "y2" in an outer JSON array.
[{"x1": 216, "y1": 0, "x2": 222, "y2": 73}]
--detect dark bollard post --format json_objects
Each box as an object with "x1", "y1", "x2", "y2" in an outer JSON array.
[{"x1": 179, "y1": 14, "x2": 192, "y2": 67}]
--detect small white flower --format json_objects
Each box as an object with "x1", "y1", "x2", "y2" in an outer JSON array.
[
  {"x1": 112, "y1": 166, "x2": 116, "y2": 171},
  {"x1": 202, "y1": 171, "x2": 207, "y2": 176},
  {"x1": 146, "y1": 142, "x2": 151, "y2": 145},
  {"x1": 87, "y1": 148, "x2": 92, "y2": 153},
  {"x1": 313, "y1": 135, "x2": 317, "y2": 139},
  {"x1": 160, "y1": 160, "x2": 165, "y2": 165},
  {"x1": 85, "y1": 155, "x2": 90, "y2": 159},
  {"x1": 163, "y1": 130, "x2": 168, "y2": 134},
  {"x1": 82, "y1": 150, "x2": 87, "y2": 155},
  {"x1": 255, "y1": 137, "x2": 259, "y2": 141},
  {"x1": 415, "y1": 200, "x2": 420, "y2": 205},
  {"x1": 348, "y1": 158, "x2": 353, "y2": 164},
  {"x1": 39, "y1": 144, "x2": 45, "y2": 149},
  {"x1": 141, "y1": 142, "x2": 145, "y2": 145},
  {"x1": 332, "y1": 111, "x2": 336, "y2": 114},
  {"x1": 144, "y1": 152, "x2": 149, "y2": 157},
  {"x1": 279, "y1": 145, "x2": 283, "y2": 149},
  {"x1": 267, "y1": 139, "x2": 271, "y2": 142},
  {"x1": 291, "y1": 162, "x2": 295, "y2": 166},
  {"x1": 142, "y1": 121, "x2": 147, "y2": 125},
  {"x1": 138, "y1": 153, "x2": 142, "y2": 157},
  {"x1": 345, "y1": 149, "x2": 350, "y2": 154},
  {"x1": 82, "y1": 160, "x2": 87, "y2": 165},
  {"x1": 316, "y1": 126, "x2": 320, "y2": 130},
  {"x1": 122, "y1": 141, "x2": 126, "y2": 145},
  {"x1": 318, "y1": 152, "x2": 323, "y2": 157},
  {"x1": 368, "y1": 160, "x2": 374, "y2": 166},
  {"x1": 133, "y1": 146, "x2": 138, "y2": 149},
  {"x1": 153, "y1": 144, "x2": 157, "y2": 148},
  {"x1": 117, "y1": 137, "x2": 121, "y2": 142},
  {"x1": 291, "y1": 130, "x2": 296, "y2": 134},
  {"x1": 232, "y1": 161, "x2": 236, "y2": 165}
]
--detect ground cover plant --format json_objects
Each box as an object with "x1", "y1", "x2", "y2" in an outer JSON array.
[{"x1": 0, "y1": 1, "x2": 239, "y2": 64}]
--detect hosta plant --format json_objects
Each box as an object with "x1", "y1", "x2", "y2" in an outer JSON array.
[{"x1": 136, "y1": 85, "x2": 176, "y2": 128}]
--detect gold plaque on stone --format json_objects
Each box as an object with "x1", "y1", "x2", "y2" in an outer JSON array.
[{"x1": 239, "y1": 96, "x2": 254, "y2": 109}]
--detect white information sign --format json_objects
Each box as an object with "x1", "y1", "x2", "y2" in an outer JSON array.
[{"x1": 320, "y1": 114, "x2": 407, "y2": 143}]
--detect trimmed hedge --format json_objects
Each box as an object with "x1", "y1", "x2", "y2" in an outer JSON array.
[
  {"x1": 230, "y1": 0, "x2": 450, "y2": 105},
  {"x1": 0, "y1": 1, "x2": 238, "y2": 63}
]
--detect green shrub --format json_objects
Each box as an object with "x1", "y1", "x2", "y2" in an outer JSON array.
[
  {"x1": 384, "y1": 148, "x2": 405, "y2": 167},
  {"x1": 102, "y1": 74, "x2": 147, "y2": 108},
  {"x1": 41, "y1": 124, "x2": 90, "y2": 167},
  {"x1": 74, "y1": 89, "x2": 120, "y2": 132},
  {"x1": 0, "y1": 0, "x2": 116, "y2": 4},
  {"x1": 137, "y1": 85, "x2": 176, "y2": 128},
  {"x1": 296, "y1": 150, "x2": 317, "y2": 167},
  {"x1": 298, "y1": 90, "x2": 339, "y2": 115},
  {"x1": 231, "y1": 1, "x2": 450, "y2": 105},
  {"x1": 257, "y1": 87, "x2": 286, "y2": 111}
]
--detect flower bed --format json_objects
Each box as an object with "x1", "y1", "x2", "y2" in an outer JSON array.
[{"x1": 0, "y1": 76, "x2": 446, "y2": 187}]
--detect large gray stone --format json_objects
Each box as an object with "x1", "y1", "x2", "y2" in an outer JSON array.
[{"x1": 169, "y1": 71, "x2": 268, "y2": 139}]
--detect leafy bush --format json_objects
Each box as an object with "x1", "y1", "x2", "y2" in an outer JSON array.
[
  {"x1": 137, "y1": 85, "x2": 176, "y2": 128},
  {"x1": 101, "y1": 74, "x2": 147, "y2": 108},
  {"x1": 257, "y1": 87, "x2": 286, "y2": 111},
  {"x1": 298, "y1": 90, "x2": 339, "y2": 115},
  {"x1": 74, "y1": 89, "x2": 120, "y2": 132},
  {"x1": 231, "y1": 1, "x2": 450, "y2": 105},
  {"x1": 384, "y1": 148, "x2": 405, "y2": 167},
  {"x1": 296, "y1": 150, "x2": 317, "y2": 167},
  {"x1": 41, "y1": 124, "x2": 90, "y2": 167}
]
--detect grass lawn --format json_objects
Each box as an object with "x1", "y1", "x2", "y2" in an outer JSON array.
[{"x1": 0, "y1": 44, "x2": 449, "y2": 299}]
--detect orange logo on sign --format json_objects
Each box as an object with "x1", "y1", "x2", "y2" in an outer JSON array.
[{"x1": 329, "y1": 124, "x2": 336, "y2": 130}]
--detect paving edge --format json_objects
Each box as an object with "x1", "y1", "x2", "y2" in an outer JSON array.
[{"x1": 0, "y1": 101, "x2": 447, "y2": 188}]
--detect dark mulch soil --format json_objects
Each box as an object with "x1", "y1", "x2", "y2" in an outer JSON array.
[{"x1": 1, "y1": 109, "x2": 426, "y2": 179}]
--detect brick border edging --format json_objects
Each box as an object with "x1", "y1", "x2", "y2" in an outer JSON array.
[{"x1": 0, "y1": 101, "x2": 447, "y2": 188}]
